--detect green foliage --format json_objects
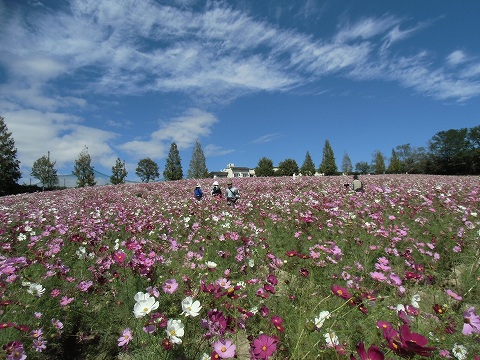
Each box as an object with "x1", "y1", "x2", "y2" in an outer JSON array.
[
  {"x1": 300, "y1": 151, "x2": 315, "y2": 176},
  {"x1": 187, "y1": 141, "x2": 209, "y2": 179},
  {"x1": 341, "y1": 152, "x2": 353, "y2": 174},
  {"x1": 372, "y1": 150, "x2": 386, "y2": 175},
  {"x1": 0, "y1": 116, "x2": 21, "y2": 194},
  {"x1": 72, "y1": 146, "x2": 96, "y2": 187},
  {"x1": 278, "y1": 158, "x2": 299, "y2": 176},
  {"x1": 318, "y1": 140, "x2": 338, "y2": 175},
  {"x1": 387, "y1": 149, "x2": 401, "y2": 174},
  {"x1": 163, "y1": 143, "x2": 183, "y2": 181},
  {"x1": 31, "y1": 152, "x2": 59, "y2": 189},
  {"x1": 355, "y1": 161, "x2": 371, "y2": 174},
  {"x1": 255, "y1": 157, "x2": 275, "y2": 177},
  {"x1": 111, "y1": 158, "x2": 128, "y2": 185},
  {"x1": 136, "y1": 158, "x2": 159, "y2": 183},
  {"x1": 429, "y1": 128, "x2": 473, "y2": 175}
]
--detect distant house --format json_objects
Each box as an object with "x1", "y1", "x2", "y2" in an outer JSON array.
[{"x1": 211, "y1": 163, "x2": 255, "y2": 178}]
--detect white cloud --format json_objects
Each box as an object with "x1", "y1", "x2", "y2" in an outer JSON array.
[
  {"x1": 251, "y1": 133, "x2": 282, "y2": 145},
  {"x1": 447, "y1": 50, "x2": 467, "y2": 66},
  {"x1": 119, "y1": 108, "x2": 218, "y2": 158}
]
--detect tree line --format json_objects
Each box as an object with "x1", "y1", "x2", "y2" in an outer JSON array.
[{"x1": 0, "y1": 115, "x2": 479, "y2": 195}]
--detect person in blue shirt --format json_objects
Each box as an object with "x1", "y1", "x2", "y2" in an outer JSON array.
[
  {"x1": 226, "y1": 180, "x2": 240, "y2": 205},
  {"x1": 194, "y1": 184, "x2": 203, "y2": 200}
]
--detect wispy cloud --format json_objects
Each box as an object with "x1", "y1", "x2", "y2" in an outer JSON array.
[{"x1": 251, "y1": 133, "x2": 283, "y2": 145}]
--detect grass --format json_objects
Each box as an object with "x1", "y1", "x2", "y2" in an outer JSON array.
[{"x1": 0, "y1": 174, "x2": 479, "y2": 359}]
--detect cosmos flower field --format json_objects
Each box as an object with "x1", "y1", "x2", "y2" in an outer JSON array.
[{"x1": 0, "y1": 175, "x2": 479, "y2": 360}]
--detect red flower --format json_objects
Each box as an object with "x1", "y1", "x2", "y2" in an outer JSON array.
[
  {"x1": 350, "y1": 342, "x2": 384, "y2": 360},
  {"x1": 285, "y1": 250, "x2": 298, "y2": 257},
  {"x1": 299, "y1": 268, "x2": 309, "y2": 277},
  {"x1": 161, "y1": 338, "x2": 173, "y2": 350}
]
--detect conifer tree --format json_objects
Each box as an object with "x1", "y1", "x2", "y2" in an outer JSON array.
[
  {"x1": 255, "y1": 157, "x2": 275, "y2": 177},
  {"x1": 111, "y1": 158, "x2": 128, "y2": 185},
  {"x1": 300, "y1": 151, "x2": 315, "y2": 176},
  {"x1": 73, "y1": 146, "x2": 96, "y2": 187},
  {"x1": 0, "y1": 116, "x2": 21, "y2": 194},
  {"x1": 387, "y1": 149, "x2": 401, "y2": 174},
  {"x1": 318, "y1": 140, "x2": 338, "y2": 175},
  {"x1": 341, "y1": 152, "x2": 353, "y2": 174},
  {"x1": 31, "y1": 152, "x2": 58, "y2": 190},
  {"x1": 372, "y1": 150, "x2": 386, "y2": 174},
  {"x1": 187, "y1": 141, "x2": 209, "y2": 179},
  {"x1": 163, "y1": 143, "x2": 183, "y2": 181},
  {"x1": 136, "y1": 158, "x2": 159, "y2": 183}
]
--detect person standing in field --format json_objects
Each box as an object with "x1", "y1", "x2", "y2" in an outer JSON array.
[{"x1": 226, "y1": 180, "x2": 240, "y2": 205}]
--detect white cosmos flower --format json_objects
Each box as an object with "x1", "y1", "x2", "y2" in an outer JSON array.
[
  {"x1": 411, "y1": 294, "x2": 421, "y2": 308},
  {"x1": 25, "y1": 282, "x2": 45, "y2": 297},
  {"x1": 452, "y1": 343, "x2": 468, "y2": 360},
  {"x1": 314, "y1": 311, "x2": 331, "y2": 329},
  {"x1": 166, "y1": 319, "x2": 184, "y2": 344},
  {"x1": 133, "y1": 292, "x2": 159, "y2": 318},
  {"x1": 181, "y1": 296, "x2": 202, "y2": 317},
  {"x1": 206, "y1": 261, "x2": 217, "y2": 269},
  {"x1": 324, "y1": 331, "x2": 339, "y2": 348}
]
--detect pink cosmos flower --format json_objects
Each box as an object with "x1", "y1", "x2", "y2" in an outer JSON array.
[
  {"x1": 162, "y1": 279, "x2": 178, "y2": 294},
  {"x1": 59, "y1": 296, "x2": 74, "y2": 306},
  {"x1": 253, "y1": 334, "x2": 278, "y2": 359},
  {"x1": 445, "y1": 289, "x2": 462, "y2": 301},
  {"x1": 370, "y1": 271, "x2": 387, "y2": 282},
  {"x1": 462, "y1": 307, "x2": 480, "y2": 335},
  {"x1": 213, "y1": 338, "x2": 236, "y2": 358},
  {"x1": 118, "y1": 328, "x2": 133, "y2": 347}
]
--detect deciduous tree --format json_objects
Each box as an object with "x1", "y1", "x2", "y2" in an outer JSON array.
[
  {"x1": 187, "y1": 141, "x2": 209, "y2": 179},
  {"x1": 31, "y1": 152, "x2": 58, "y2": 190},
  {"x1": 0, "y1": 116, "x2": 21, "y2": 194},
  {"x1": 278, "y1": 158, "x2": 299, "y2": 176},
  {"x1": 255, "y1": 157, "x2": 275, "y2": 177},
  {"x1": 164, "y1": 143, "x2": 183, "y2": 181},
  {"x1": 73, "y1": 147, "x2": 96, "y2": 187},
  {"x1": 136, "y1": 158, "x2": 159, "y2": 183}
]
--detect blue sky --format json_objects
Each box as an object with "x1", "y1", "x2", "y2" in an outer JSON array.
[{"x1": 1, "y1": 0, "x2": 479, "y2": 183}]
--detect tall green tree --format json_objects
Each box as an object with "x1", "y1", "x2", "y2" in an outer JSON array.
[
  {"x1": 255, "y1": 157, "x2": 275, "y2": 177},
  {"x1": 0, "y1": 116, "x2": 21, "y2": 194},
  {"x1": 372, "y1": 150, "x2": 386, "y2": 174},
  {"x1": 110, "y1": 158, "x2": 128, "y2": 185},
  {"x1": 300, "y1": 151, "x2": 315, "y2": 176},
  {"x1": 73, "y1": 147, "x2": 96, "y2": 187},
  {"x1": 163, "y1": 143, "x2": 183, "y2": 181},
  {"x1": 31, "y1": 152, "x2": 58, "y2": 190},
  {"x1": 467, "y1": 125, "x2": 480, "y2": 174},
  {"x1": 136, "y1": 158, "x2": 159, "y2": 183},
  {"x1": 387, "y1": 149, "x2": 401, "y2": 174},
  {"x1": 187, "y1": 141, "x2": 209, "y2": 179},
  {"x1": 341, "y1": 152, "x2": 353, "y2": 174},
  {"x1": 278, "y1": 158, "x2": 299, "y2": 176},
  {"x1": 318, "y1": 140, "x2": 338, "y2": 175}
]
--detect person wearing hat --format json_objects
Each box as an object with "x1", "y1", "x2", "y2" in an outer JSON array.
[
  {"x1": 194, "y1": 183, "x2": 204, "y2": 200},
  {"x1": 226, "y1": 180, "x2": 240, "y2": 205},
  {"x1": 211, "y1": 181, "x2": 222, "y2": 197}
]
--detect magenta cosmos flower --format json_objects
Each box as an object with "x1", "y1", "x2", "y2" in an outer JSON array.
[
  {"x1": 350, "y1": 342, "x2": 384, "y2": 360},
  {"x1": 213, "y1": 338, "x2": 236, "y2": 358},
  {"x1": 252, "y1": 334, "x2": 277, "y2": 359},
  {"x1": 463, "y1": 307, "x2": 480, "y2": 335}
]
